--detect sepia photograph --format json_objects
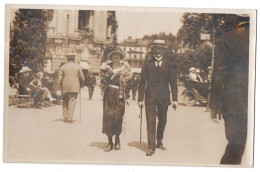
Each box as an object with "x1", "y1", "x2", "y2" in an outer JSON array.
[{"x1": 3, "y1": 3, "x2": 256, "y2": 168}]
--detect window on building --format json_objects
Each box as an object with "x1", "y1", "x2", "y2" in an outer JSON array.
[
  {"x1": 130, "y1": 48, "x2": 132, "y2": 51},
  {"x1": 78, "y1": 10, "x2": 93, "y2": 30},
  {"x1": 134, "y1": 55, "x2": 137, "y2": 58},
  {"x1": 124, "y1": 47, "x2": 126, "y2": 51}
]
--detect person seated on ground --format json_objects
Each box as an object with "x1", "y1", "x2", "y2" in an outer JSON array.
[
  {"x1": 42, "y1": 73, "x2": 54, "y2": 93},
  {"x1": 18, "y1": 66, "x2": 45, "y2": 108},
  {"x1": 188, "y1": 67, "x2": 199, "y2": 82},
  {"x1": 31, "y1": 72, "x2": 56, "y2": 106}
]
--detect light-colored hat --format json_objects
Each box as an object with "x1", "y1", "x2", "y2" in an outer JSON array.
[
  {"x1": 189, "y1": 67, "x2": 196, "y2": 72},
  {"x1": 151, "y1": 39, "x2": 166, "y2": 48},
  {"x1": 20, "y1": 66, "x2": 32, "y2": 73},
  {"x1": 195, "y1": 69, "x2": 200, "y2": 73}
]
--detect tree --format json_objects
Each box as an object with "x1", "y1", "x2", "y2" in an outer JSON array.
[
  {"x1": 9, "y1": 9, "x2": 47, "y2": 79},
  {"x1": 177, "y1": 13, "x2": 240, "y2": 49}
]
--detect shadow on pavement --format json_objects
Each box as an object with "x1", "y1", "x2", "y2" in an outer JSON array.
[
  {"x1": 178, "y1": 102, "x2": 207, "y2": 108},
  {"x1": 53, "y1": 118, "x2": 79, "y2": 123},
  {"x1": 128, "y1": 141, "x2": 148, "y2": 153},
  {"x1": 88, "y1": 142, "x2": 107, "y2": 150}
]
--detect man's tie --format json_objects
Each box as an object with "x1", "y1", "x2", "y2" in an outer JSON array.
[{"x1": 156, "y1": 60, "x2": 162, "y2": 68}]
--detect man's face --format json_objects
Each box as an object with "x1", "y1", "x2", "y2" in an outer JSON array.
[{"x1": 152, "y1": 46, "x2": 164, "y2": 58}]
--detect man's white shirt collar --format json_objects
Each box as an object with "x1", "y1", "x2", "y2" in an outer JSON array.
[{"x1": 154, "y1": 55, "x2": 163, "y2": 67}]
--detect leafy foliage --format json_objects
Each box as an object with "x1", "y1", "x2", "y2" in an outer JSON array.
[
  {"x1": 177, "y1": 13, "x2": 241, "y2": 49},
  {"x1": 9, "y1": 9, "x2": 47, "y2": 78}
]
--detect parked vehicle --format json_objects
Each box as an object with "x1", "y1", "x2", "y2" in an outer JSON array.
[{"x1": 182, "y1": 77, "x2": 209, "y2": 106}]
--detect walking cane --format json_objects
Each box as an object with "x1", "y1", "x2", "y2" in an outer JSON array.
[{"x1": 139, "y1": 106, "x2": 143, "y2": 144}]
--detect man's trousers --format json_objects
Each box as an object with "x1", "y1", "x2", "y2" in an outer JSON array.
[
  {"x1": 62, "y1": 93, "x2": 78, "y2": 121},
  {"x1": 220, "y1": 113, "x2": 247, "y2": 165},
  {"x1": 145, "y1": 99, "x2": 168, "y2": 150}
]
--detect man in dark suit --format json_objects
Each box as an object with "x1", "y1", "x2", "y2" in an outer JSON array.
[
  {"x1": 210, "y1": 15, "x2": 250, "y2": 165},
  {"x1": 138, "y1": 40, "x2": 178, "y2": 156},
  {"x1": 57, "y1": 54, "x2": 85, "y2": 123}
]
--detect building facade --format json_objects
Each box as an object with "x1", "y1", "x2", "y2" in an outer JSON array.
[
  {"x1": 45, "y1": 10, "x2": 117, "y2": 74},
  {"x1": 118, "y1": 38, "x2": 149, "y2": 70}
]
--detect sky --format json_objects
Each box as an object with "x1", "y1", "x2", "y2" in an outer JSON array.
[{"x1": 116, "y1": 11, "x2": 183, "y2": 42}]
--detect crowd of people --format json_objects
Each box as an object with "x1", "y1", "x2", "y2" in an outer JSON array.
[{"x1": 11, "y1": 62, "x2": 99, "y2": 109}]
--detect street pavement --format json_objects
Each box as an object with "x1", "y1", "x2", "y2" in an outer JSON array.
[{"x1": 4, "y1": 86, "x2": 248, "y2": 166}]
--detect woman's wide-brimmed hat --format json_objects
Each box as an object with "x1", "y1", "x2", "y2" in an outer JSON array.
[{"x1": 106, "y1": 48, "x2": 125, "y2": 61}]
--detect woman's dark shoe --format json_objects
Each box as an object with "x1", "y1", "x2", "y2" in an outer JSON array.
[
  {"x1": 104, "y1": 144, "x2": 113, "y2": 152},
  {"x1": 115, "y1": 136, "x2": 120, "y2": 150},
  {"x1": 115, "y1": 142, "x2": 120, "y2": 150}
]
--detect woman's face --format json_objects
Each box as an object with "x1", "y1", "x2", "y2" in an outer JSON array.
[{"x1": 111, "y1": 53, "x2": 121, "y2": 62}]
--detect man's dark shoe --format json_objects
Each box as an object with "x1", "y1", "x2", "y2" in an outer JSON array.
[
  {"x1": 157, "y1": 144, "x2": 166, "y2": 150},
  {"x1": 146, "y1": 149, "x2": 155, "y2": 156}
]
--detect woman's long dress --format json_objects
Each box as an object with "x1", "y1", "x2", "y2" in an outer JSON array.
[{"x1": 101, "y1": 74, "x2": 130, "y2": 136}]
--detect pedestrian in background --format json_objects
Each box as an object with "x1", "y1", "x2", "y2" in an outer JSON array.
[
  {"x1": 57, "y1": 54, "x2": 85, "y2": 123},
  {"x1": 138, "y1": 40, "x2": 178, "y2": 156},
  {"x1": 86, "y1": 72, "x2": 96, "y2": 100},
  {"x1": 210, "y1": 15, "x2": 249, "y2": 165}
]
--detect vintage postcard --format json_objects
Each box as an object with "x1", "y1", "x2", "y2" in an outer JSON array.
[{"x1": 3, "y1": 4, "x2": 256, "y2": 167}]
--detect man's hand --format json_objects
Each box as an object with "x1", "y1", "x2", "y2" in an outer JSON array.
[
  {"x1": 138, "y1": 101, "x2": 144, "y2": 109},
  {"x1": 210, "y1": 109, "x2": 222, "y2": 123},
  {"x1": 172, "y1": 101, "x2": 178, "y2": 110},
  {"x1": 56, "y1": 89, "x2": 62, "y2": 97},
  {"x1": 26, "y1": 88, "x2": 31, "y2": 92}
]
